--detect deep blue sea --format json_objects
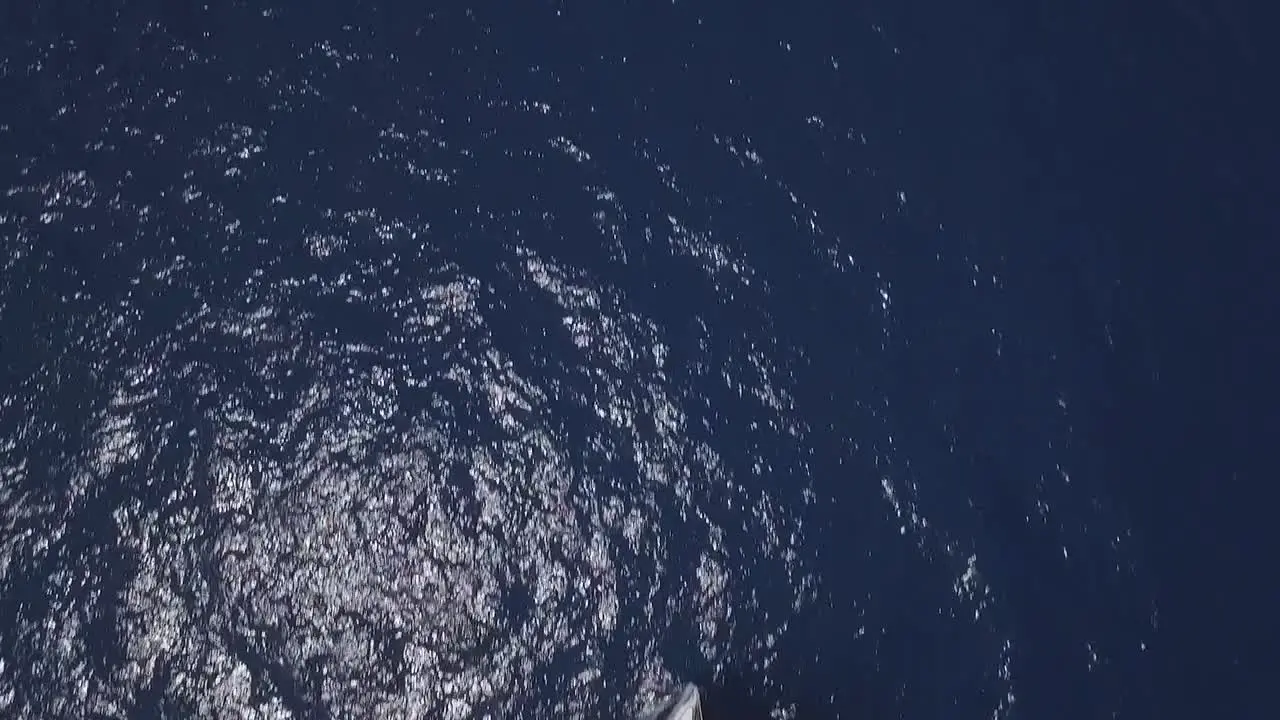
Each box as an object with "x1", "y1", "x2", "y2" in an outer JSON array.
[{"x1": 2, "y1": 1, "x2": 1274, "y2": 718}]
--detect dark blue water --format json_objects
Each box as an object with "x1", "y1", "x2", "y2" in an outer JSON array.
[{"x1": 2, "y1": 1, "x2": 1273, "y2": 718}]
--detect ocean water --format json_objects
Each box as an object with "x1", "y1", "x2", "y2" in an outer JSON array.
[{"x1": 0, "y1": 2, "x2": 1174, "y2": 718}]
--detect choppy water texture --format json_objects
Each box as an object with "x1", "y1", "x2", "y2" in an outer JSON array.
[{"x1": 2, "y1": 3, "x2": 1153, "y2": 719}]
